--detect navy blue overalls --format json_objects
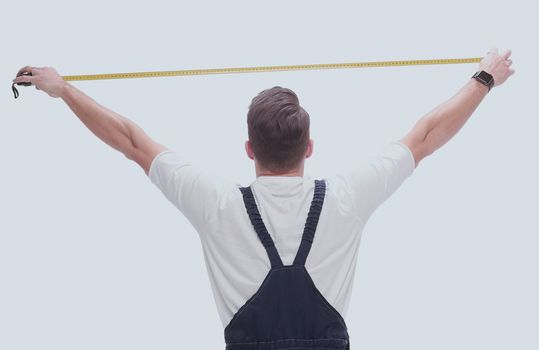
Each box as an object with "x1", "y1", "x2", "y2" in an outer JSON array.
[{"x1": 224, "y1": 179, "x2": 351, "y2": 350}]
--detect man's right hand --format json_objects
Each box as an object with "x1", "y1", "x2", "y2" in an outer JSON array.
[
  {"x1": 478, "y1": 48, "x2": 515, "y2": 88},
  {"x1": 12, "y1": 66, "x2": 69, "y2": 98},
  {"x1": 399, "y1": 47, "x2": 515, "y2": 168}
]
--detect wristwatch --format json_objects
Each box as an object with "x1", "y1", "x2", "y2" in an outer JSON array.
[{"x1": 472, "y1": 70, "x2": 494, "y2": 92}]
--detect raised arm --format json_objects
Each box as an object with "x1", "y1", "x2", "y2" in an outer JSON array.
[
  {"x1": 399, "y1": 48, "x2": 515, "y2": 168},
  {"x1": 12, "y1": 66, "x2": 167, "y2": 175}
]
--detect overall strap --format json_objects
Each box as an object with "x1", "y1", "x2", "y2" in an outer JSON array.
[
  {"x1": 293, "y1": 179, "x2": 326, "y2": 266},
  {"x1": 239, "y1": 186, "x2": 284, "y2": 268}
]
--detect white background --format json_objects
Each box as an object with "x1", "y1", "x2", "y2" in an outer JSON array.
[{"x1": 1, "y1": 1, "x2": 537, "y2": 349}]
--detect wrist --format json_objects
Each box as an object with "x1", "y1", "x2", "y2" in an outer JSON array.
[
  {"x1": 469, "y1": 77, "x2": 490, "y2": 94},
  {"x1": 58, "y1": 81, "x2": 72, "y2": 100}
]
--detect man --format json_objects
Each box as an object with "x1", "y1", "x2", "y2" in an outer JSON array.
[{"x1": 13, "y1": 48, "x2": 514, "y2": 349}]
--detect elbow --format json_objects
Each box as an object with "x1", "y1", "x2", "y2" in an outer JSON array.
[
  {"x1": 415, "y1": 143, "x2": 433, "y2": 166},
  {"x1": 400, "y1": 137, "x2": 433, "y2": 168},
  {"x1": 109, "y1": 130, "x2": 137, "y2": 159},
  {"x1": 123, "y1": 146, "x2": 137, "y2": 161},
  {"x1": 406, "y1": 142, "x2": 429, "y2": 168},
  {"x1": 113, "y1": 119, "x2": 142, "y2": 160},
  {"x1": 410, "y1": 117, "x2": 440, "y2": 163}
]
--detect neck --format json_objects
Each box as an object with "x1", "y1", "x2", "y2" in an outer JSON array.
[
  {"x1": 255, "y1": 162, "x2": 304, "y2": 178},
  {"x1": 256, "y1": 170, "x2": 303, "y2": 178}
]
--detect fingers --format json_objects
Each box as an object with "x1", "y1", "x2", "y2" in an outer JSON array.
[
  {"x1": 505, "y1": 59, "x2": 513, "y2": 66},
  {"x1": 16, "y1": 65, "x2": 40, "y2": 75},
  {"x1": 15, "y1": 66, "x2": 45, "y2": 80},
  {"x1": 17, "y1": 66, "x2": 30, "y2": 75},
  {"x1": 487, "y1": 47, "x2": 512, "y2": 60},
  {"x1": 501, "y1": 49, "x2": 512, "y2": 60},
  {"x1": 12, "y1": 75, "x2": 35, "y2": 84}
]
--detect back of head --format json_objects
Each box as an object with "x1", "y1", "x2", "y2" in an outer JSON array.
[{"x1": 247, "y1": 86, "x2": 310, "y2": 173}]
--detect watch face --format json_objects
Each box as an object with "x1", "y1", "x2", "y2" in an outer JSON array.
[{"x1": 478, "y1": 71, "x2": 493, "y2": 83}]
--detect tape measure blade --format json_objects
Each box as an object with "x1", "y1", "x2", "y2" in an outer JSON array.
[{"x1": 61, "y1": 57, "x2": 483, "y2": 81}]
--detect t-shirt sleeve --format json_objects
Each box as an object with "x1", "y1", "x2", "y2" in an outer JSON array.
[
  {"x1": 147, "y1": 150, "x2": 225, "y2": 232},
  {"x1": 338, "y1": 140, "x2": 416, "y2": 222}
]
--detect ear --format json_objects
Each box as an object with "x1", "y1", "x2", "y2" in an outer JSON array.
[
  {"x1": 245, "y1": 140, "x2": 255, "y2": 160},
  {"x1": 305, "y1": 138, "x2": 314, "y2": 159}
]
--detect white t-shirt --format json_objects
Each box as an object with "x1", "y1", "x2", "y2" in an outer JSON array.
[{"x1": 148, "y1": 140, "x2": 416, "y2": 328}]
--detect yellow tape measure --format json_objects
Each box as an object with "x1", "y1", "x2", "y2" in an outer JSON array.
[
  {"x1": 12, "y1": 57, "x2": 483, "y2": 98},
  {"x1": 61, "y1": 57, "x2": 483, "y2": 82}
]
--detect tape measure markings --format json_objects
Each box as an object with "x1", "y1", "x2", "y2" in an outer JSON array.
[{"x1": 61, "y1": 57, "x2": 483, "y2": 82}]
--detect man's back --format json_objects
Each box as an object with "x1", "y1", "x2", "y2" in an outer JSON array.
[{"x1": 148, "y1": 140, "x2": 415, "y2": 327}]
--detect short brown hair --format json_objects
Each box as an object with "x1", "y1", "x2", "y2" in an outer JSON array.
[{"x1": 247, "y1": 86, "x2": 310, "y2": 173}]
